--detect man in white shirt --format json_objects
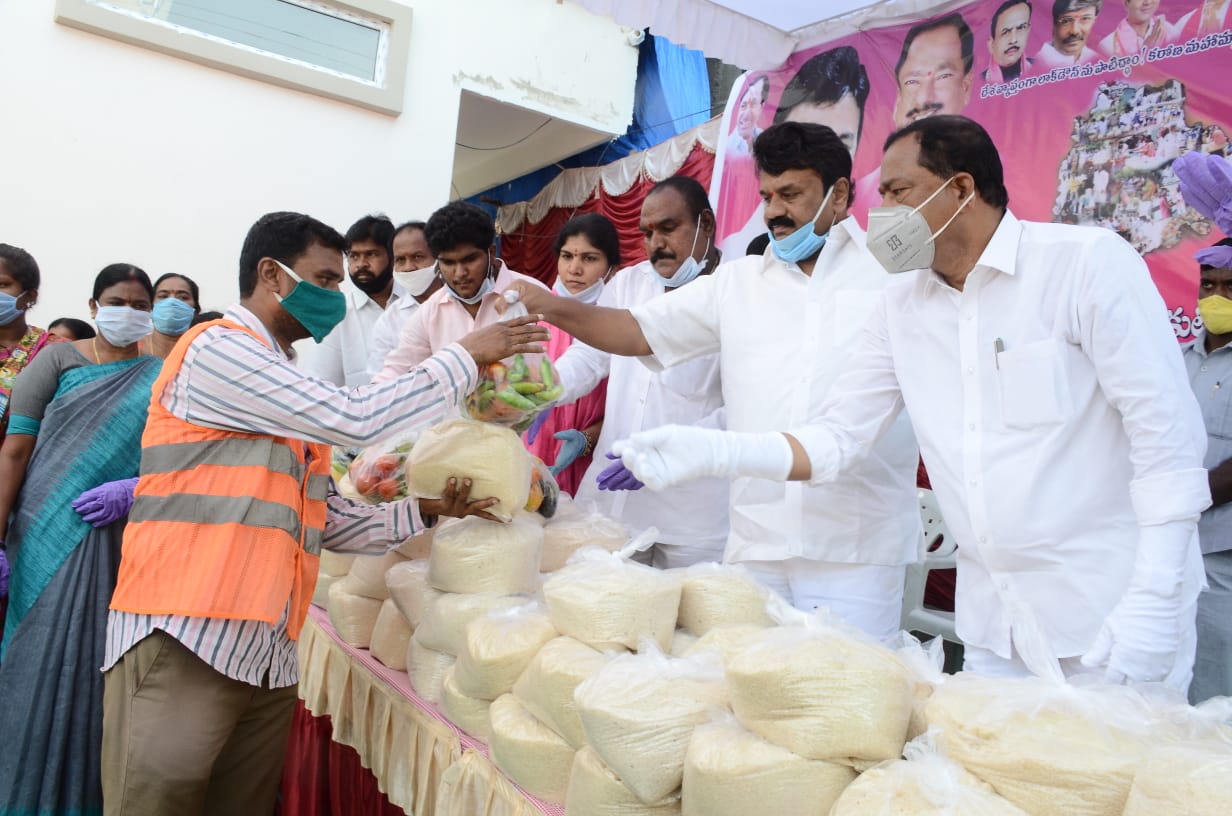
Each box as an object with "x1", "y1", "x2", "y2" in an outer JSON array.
[
  {"x1": 367, "y1": 221, "x2": 440, "y2": 375},
  {"x1": 613, "y1": 115, "x2": 1210, "y2": 692},
  {"x1": 508, "y1": 132, "x2": 920, "y2": 636},
  {"x1": 506, "y1": 177, "x2": 729, "y2": 569},
  {"x1": 299, "y1": 214, "x2": 403, "y2": 387}
]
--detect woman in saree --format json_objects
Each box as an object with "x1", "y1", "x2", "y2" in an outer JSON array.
[{"x1": 0, "y1": 263, "x2": 158, "y2": 816}]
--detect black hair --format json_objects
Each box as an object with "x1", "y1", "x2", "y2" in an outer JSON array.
[
  {"x1": 745, "y1": 233, "x2": 770, "y2": 256},
  {"x1": 423, "y1": 202, "x2": 496, "y2": 257},
  {"x1": 238, "y1": 212, "x2": 346, "y2": 297},
  {"x1": 345, "y1": 214, "x2": 396, "y2": 263},
  {"x1": 645, "y1": 176, "x2": 714, "y2": 220},
  {"x1": 884, "y1": 115, "x2": 1010, "y2": 209},
  {"x1": 773, "y1": 45, "x2": 870, "y2": 139},
  {"x1": 47, "y1": 317, "x2": 95, "y2": 340},
  {"x1": 754, "y1": 121, "x2": 854, "y2": 202},
  {"x1": 0, "y1": 243, "x2": 40, "y2": 291},
  {"x1": 395, "y1": 220, "x2": 428, "y2": 237},
  {"x1": 93, "y1": 263, "x2": 154, "y2": 302},
  {"x1": 554, "y1": 213, "x2": 623, "y2": 269},
  {"x1": 1052, "y1": 0, "x2": 1101, "y2": 21},
  {"x1": 895, "y1": 12, "x2": 975, "y2": 80},
  {"x1": 1199, "y1": 237, "x2": 1232, "y2": 270},
  {"x1": 991, "y1": 0, "x2": 1033, "y2": 36},
  {"x1": 192, "y1": 310, "x2": 225, "y2": 325},
  {"x1": 153, "y1": 272, "x2": 201, "y2": 312}
]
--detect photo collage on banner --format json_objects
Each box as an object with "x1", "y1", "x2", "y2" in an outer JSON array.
[{"x1": 712, "y1": 0, "x2": 1232, "y2": 337}]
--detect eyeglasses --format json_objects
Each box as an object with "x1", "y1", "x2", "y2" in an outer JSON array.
[{"x1": 346, "y1": 249, "x2": 385, "y2": 263}]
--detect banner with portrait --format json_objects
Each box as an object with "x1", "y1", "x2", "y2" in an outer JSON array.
[{"x1": 711, "y1": 0, "x2": 1231, "y2": 338}]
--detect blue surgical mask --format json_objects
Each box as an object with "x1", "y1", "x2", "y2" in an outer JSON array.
[
  {"x1": 553, "y1": 275, "x2": 606, "y2": 305},
  {"x1": 768, "y1": 185, "x2": 835, "y2": 264},
  {"x1": 0, "y1": 292, "x2": 26, "y2": 327},
  {"x1": 652, "y1": 216, "x2": 711, "y2": 289},
  {"x1": 273, "y1": 260, "x2": 347, "y2": 343},
  {"x1": 151, "y1": 297, "x2": 196, "y2": 336},
  {"x1": 444, "y1": 259, "x2": 496, "y2": 305}
]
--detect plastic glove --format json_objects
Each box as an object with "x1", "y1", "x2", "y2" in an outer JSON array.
[
  {"x1": 1173, "y1": 152, "x2": 1232, "y2": 234},
  {"x1": 1080, "y1": 520, "x2": 1196, "y2": 685},
  {"x1": 596, "y1": 452, "x2": 644, "y2": 491},
  {"x1": 524, "y1": 408, "x2": 552, "y2": 445},
  {"x1": 549, "y1": 430, "x2": 587, "y2": 477},
  {"x1": 70, "y1": 477, "x2": 139, "y2": 528},
  {"x1": 0, "y1": 548, "x2": 8, "y2": 600},
  {"x1": 611, "y1": 426, "x2": 793, "y2": 491}
]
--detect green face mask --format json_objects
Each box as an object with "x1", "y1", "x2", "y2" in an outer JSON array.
[{"x1": 274, "y1": 260, "x2": 347, "y2": 343}]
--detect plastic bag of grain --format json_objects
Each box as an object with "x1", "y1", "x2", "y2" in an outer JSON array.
[
  {"x1": 488, "y1": 693, "x2": 576, "y2": 804},
  {"x1": 575, "y1": 641, "x2": 729, "y2": 805},
  {"x1": 682, "y1": 624, "x2": 765, "y2": 666},
  {"x1": 669, "y1": 629, "x2": 699, "y2": 657},
  {"x1": 682, "y1": 711, "x2": 856, "y2": 816},
  {"x1": 406, "y1": 632, "x2": 455, "y2": 705},
  {"x1": 312, "y1": 573, "x2": 339, "y2": 608},
  {"x1": 427, "y1": 516, "x2": 542, "y2": 595},
  {"x1": 892, "y1": 631, "x2": 947, "y2": 743},
  {"x1": 385, "y1": 559, "x2": 435, "y2": 630},
  {"x1": 543, "y1": 532, "x2": 682, "y2": 652},
  {"x1": 1122, "y1": 741, "x2": 1232, "y2": 816},
  {"x1": 925, "y1": 673, "x2": 1188, "y2": 816},
  {"x1": 726, "y1": 605, "x2": 913, "y2": 763},
  {"x1": 829, "y1": 732, "x2": 1030, "y2": 816},
  {"x1": 513, "y1": 636, "x2": 616, "y2": 748},
  {"x1": 406, "y1": 419, "x2": 532, "y2": 522},
  {"x1": 319, "y1": 550, "x2": 356, "y2": 578},
  {"x1": 440, "y1": 665, "x2": 491, "y2": 739},
  {"x1": 414, "y1": 592, "x2": 526, "y2": 656},
  {"x1": 540, "y1": 500, "x2": 629, "y2": 572},
  {"x1": 677, "y1": 563, "x2": 774, "y2": 636},
  {"x1": 347, "y1": 549, "x2": 408, "y2": 601},
  {"x1": 453, "y1": 602, "x2": 557, "y2": 700},
  {"x1": 327, "y1": 577, "x2": 383, "y2": 648},
  {"x1": 369, "y1": 598, "x2": 413, "y2": 669},
  {"x1": 566, "y1": 746, "x2": 681, "y2": 816}
]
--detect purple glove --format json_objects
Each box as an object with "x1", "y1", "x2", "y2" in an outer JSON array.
[
  {"x1": 596, "y1": 451, "x2": 644, "y2": 491},
  {"x1": 524, "y1": 408, "x2": 552, "y2": 445},
  {"x1": 1173, "y1": 152, "x2": 1232, "y2": 234},
  {"x1": 70, "y1": 477, "x2": 139, "y2": 528},
  {"x1": 0, "y1": 548, "x2": 8, "y2": 600}
]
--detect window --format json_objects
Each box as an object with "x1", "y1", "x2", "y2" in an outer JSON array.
[{"x1": 55, "y1": 0, "x2": 412, "y2": 114}]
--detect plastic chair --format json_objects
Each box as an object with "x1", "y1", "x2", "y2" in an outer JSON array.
[{"x1": 900, "y1": 488, "x2": 959, "y2": 644}]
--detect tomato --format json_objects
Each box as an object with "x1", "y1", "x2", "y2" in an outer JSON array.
[
  {"x1": 353, "y1": 472, "x2": 378, "y2": 495},
  {"x1": 372, "y1": 455, "x2": 401, "y2": 478},
  {"x1": 375, "y1": 478, "x2": 401, "y2": 501}
]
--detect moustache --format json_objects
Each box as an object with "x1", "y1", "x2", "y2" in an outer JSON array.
[
  {"x1": 650, "y1": 250, "x2": 676, "y2": 264},
  {"x1": 1062, "y1": 33, "x2": 1086, "y2": 46},
  {"x1": 906, "y1": 101, "x2": 945, "y2": 121},
  {"x1": 767, "y1": 216, "x2": 796, "y2": 231},
  {"x1": 1004, "y1": 45, "x2": 1020, "y2": 55}
]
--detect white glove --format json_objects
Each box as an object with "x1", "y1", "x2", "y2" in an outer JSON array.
[
  {"x1": 611, "y1": 426, "x2": 793, "y2": 491},
  {"x1": 1080, "y1": 520, "x2": 1196, "y2": 684}
]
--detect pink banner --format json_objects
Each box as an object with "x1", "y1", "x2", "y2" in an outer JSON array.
[{"x1": 712, "y1": 0, "x2": 1232, "y2": 340}]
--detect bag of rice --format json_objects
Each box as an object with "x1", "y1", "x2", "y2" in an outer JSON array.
[
  {"x1": 406, "y1": 632, "x2": 455, "y2": 705},
  {"x1": 319, "y1": 550, "x2": 356, "y2": 577},
  {"x1": 682, "y1": 713, "x2": 856, "y2": 816},
  {"x1": 513, "y1": 636, "x2": 616, "y2": 748},
  {"x1": 415, "y1": 592, "x2": 526, "y2": 656},
  {"x1": 454, "y1": 602, "x2": 558, "y2": 700},
  {"x1": 829, "y1": 733, "x2": 1030, "y2": 816},
  {"x1": 677, "y1": 563, "x2": 774, "y2": 636},
  {"x1": 406, "y1": 419, "x2": 532, "y2": 522},
  {"x1": 312, "y1": 572, "x2": 338, "y2": 608},
  {"x1": 566, "y1": 746, "x2": 681, "y2": 816},
  {"x1": 488, "y1": 694, "x2": 576, "y2": 804},
  {"x1": 346, "y1": 549, "x2": 408, "y2": 601},
  {"x1": 669, "y1": 629, "x2": 699, "y2": 657},
  {"x1": 369, "y1": 598, "x2": 413, "y2": 670},
  {"x1": 427, "y1": 516, "x2": 542, "y2": 595},
  {"x1": 925, "y1": 673, "x2": 1186, "y2": 816},
  {"x1": 575, "y1": 642, "x2": 728, "y2": 805},
  {"x1": 327, "y1": 577, "x2": 383, "y2": 648},
  {"x1": 726, "y1": 610, "x2": 913, "y2": 762},
  {"x1": 682, "y1": 624, "x2": 765, "y2": 666},
  {"x1": 440, "y1": 665, "x2": 491, "y2": 739},
  {"x1": 543, "y1": 536, "x2": 682, "y2": 652},
  {"x1": 540, "y1": 501, "x2": 629, "y2": 573},
  {"x1": 384, "y1": 559, "x2": 436, "y2": 630},
  {"x1": 1122, "y1": 742, "x2": 1232, "y2": 816}
]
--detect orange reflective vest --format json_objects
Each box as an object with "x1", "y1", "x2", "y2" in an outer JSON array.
[{"x1": 110, "y1": 320, "x2": 328, "y2": 640}]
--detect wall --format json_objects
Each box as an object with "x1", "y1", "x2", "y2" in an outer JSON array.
[{"x1": 0, "y1": 0, "x2": 636, "y2": 321}]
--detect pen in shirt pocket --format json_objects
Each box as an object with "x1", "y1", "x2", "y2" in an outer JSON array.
[{"x1": 994, "y1": 338, "x2": 1005, "y2": 369}]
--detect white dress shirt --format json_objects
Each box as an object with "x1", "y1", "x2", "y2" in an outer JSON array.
[
  {"x1": 791, "y1": 212, "x2": 1209, "y2": 659},
  {"x1": 631, "y1": 217, "x2": 921, "y2": 566},
  {"x1": 367, "y1": 294, "x2": 423, "y2": 377},
  {"x1": 298, "y1": 282, "x2": 404, "y2": 387},
  {"x1": 556, "y1": 260, "x2": 729, "y2": 550}
]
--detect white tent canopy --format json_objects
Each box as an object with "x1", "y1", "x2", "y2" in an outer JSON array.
[{"x1": 568, "y1": 0, "x2": 962, "y2": 69}]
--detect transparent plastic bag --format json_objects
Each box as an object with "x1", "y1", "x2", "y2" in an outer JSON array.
[
  {"x1": 677, "y1": 562, "x2": 775, "y2": 636},
  {"x1": 566, "y1": 746, "x2": 682, "y2": 816},
  {"x1": 525, "y1": 456, "x2": 561, "y2": 519},
  {"x1": 427, "y1": 516, "x2": 543, "y2": 595},
  {"x1": 540, "y1": 499, "x2": 629, "y2": 572},
  {"x1": 405, "y1": 419, "x2": 532, "y2": 522},
  {"x1": 347, "y1": 435, "x2": 416, "y2": 504},
  {"x1": 488, "y1": 693, "x2": 576, "y2": 804},
  {"x1": 453, "y1": 601, "x2": 558, "y2": 700},
  {"x1": 1123, "y1": 741, "x2": 1232, "y2": 815},
  {"x1": 512, "y1": 636, "x2": 616, "y2": 749}
]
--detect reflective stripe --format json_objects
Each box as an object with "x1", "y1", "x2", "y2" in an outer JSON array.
[
  {"x1": 141, "y1": 438, "x2": 304, "y2": 481},
  {"x1": 306, "y1": 473, "x2": 331, "y2": 502},
  {"x1": 303, "y1": 528, "x2": 324, "y2": 556},
  {"x1": 130, "y1": 493, "x2": 302, "y2": 539}
]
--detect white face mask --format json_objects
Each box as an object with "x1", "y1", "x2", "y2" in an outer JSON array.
[
  {"x1": 95, "y1": 305, "x2": 153, "y2": 347},
  {"x1": 866, "y1": 176, "x2": 974, "y2": 274},
  {"x1": 394, "y1": 266, "x2": 438, "y2": 297},
  {"x1": 552, "y1": 275, "x2": 607, "y2": 305}
]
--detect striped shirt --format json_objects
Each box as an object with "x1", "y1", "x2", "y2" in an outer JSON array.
[{"x1": 103, "y1": 304, "x2": 477, "y2": 688}]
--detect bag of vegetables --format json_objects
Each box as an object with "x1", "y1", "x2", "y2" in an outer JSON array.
[{"x1": 466, "y1": 353, "x2": 562, "y2": 432}]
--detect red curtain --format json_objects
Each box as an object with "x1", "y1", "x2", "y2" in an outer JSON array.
[{"x1": 499, "y1": 144, "x2": 715, "y2": 286}]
